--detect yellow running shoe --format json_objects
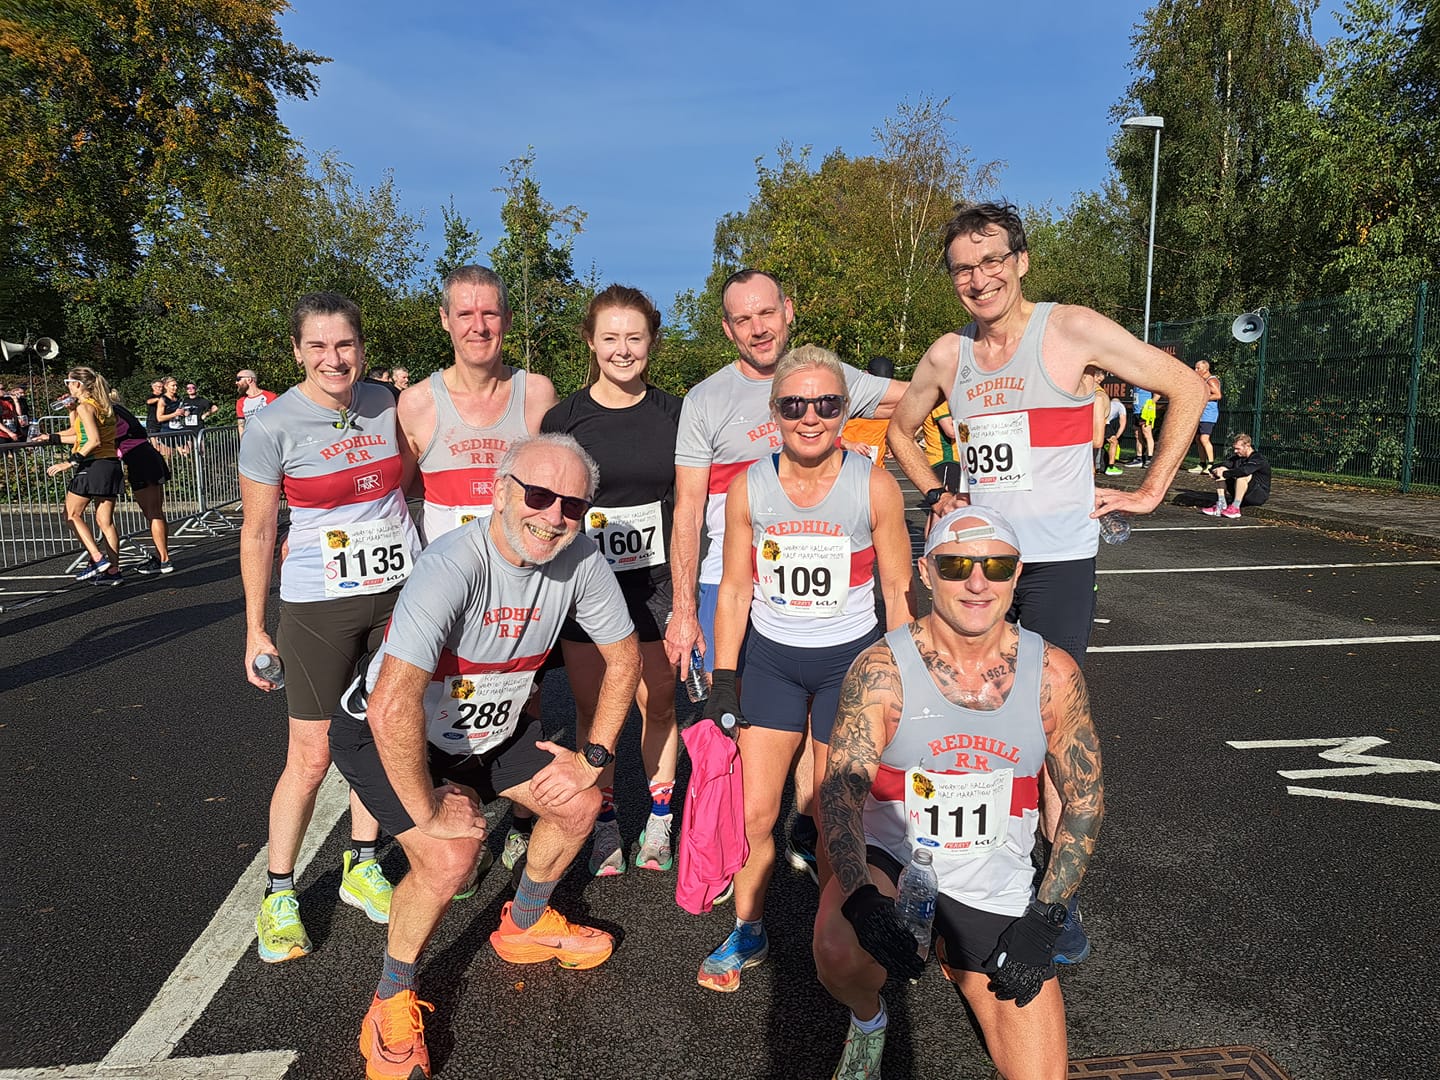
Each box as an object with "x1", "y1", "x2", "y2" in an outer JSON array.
[
  {"x1": 359, "y1": 990, "x2": 434, "y2": 1080},
  {"x1": 340, "y1": 851, "x2": 394, "y2": 924},
  {"x1": 256, "y1": 889, "x2": 311, "y2": 963},
  {"x1": 489, "y1": 901, "x2": 614, "y2": 969}
]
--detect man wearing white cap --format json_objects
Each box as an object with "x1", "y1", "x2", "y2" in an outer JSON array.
[{"x1": 814, "y1": 507, "x2": 1103, "y2": 1080}]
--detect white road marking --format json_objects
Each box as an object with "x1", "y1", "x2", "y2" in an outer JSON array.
[
  {"x1": 1097, "y1": 560, "x2": 1440, "y2": 574},
  {"x1": 4, "y1": 768, "x2": 351, "y2": 1078},
  {"x1": 1132, "y1": 525, "x2": 1270, "y2": 531},
  {"x1": 1285, "y1": 787, "x2": 1440, "y2": 811},
  {"x1": 1226, "y1": 736, "x2": 1440, "y2": 779},
  {"x1": 1090, "y1": 634, "x2": 1440, "y2": 652}
]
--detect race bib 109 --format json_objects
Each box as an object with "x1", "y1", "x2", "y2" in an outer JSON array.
[{"x1": 755, "y1": 530, "x2": 849, "y2": 618}]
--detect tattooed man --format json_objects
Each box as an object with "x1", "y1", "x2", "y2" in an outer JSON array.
[{"x1": 813, "y1": 506, "x2": 1103, "y2": 1080}]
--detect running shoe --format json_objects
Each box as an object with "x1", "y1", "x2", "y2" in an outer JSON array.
[
  {"x1": 785, "y1": 832, "x2": 819, "y2": 884},
  {"x1": 1124, "y1": 460, "x2": 1146, "y2": 468},
  {"x1": 1104, "y1": 466, "x2": 1124, "y2": 476},
  {"x1": 452, "y1": 845, "x2": 495, "y2": 901},
  {"x1": 697, "y1": 923, "x2": 769, "y2": 992},
  {"x1": 94, "y1": 572, "x2": 122, "y2": 587},
  {"x1": 75, "y1": 557, "x2": 111, "y2": 582},
  {"x1": 256, "y1": 889, "x2": 311, "y2": 963},
  {"x1": 588, "y1": 818, "x2": 626, "y2": 877},
  {"x1": 359, "y1": 990, "x2": 433, "y2": 1080},
  {"x1": 340, "y1": 851, "x2": 394, "y2": 924},
  {"x1": 501, "y1": 825, "x2": 530, "y2": 872},
  {"x1": 489, "y1": 901, "x2": 614, "y2": 969},
  {"x1": 1201, "y1": 504, "x2": 1224, "y2": 517},
  {"x1": 1188, "y1": 464, "x2": 1206, "y2": 473},
  {"x1": 713, "y1": 880, "x2": 735, "y2": 905},
  {"x1": 1221, "y1": 505, "x2": 1242, "y2": 519},
  {"x1": 136, "y1": 558, "x2": 174, "y2": 575},
  {"x1": 1053, "y1": 897, "x2": 1091, "y2": 965},
  {"x1": 634, "y1": 813, "x2": 674, "y2": 871},
  {"x1": 831, "y1": 1015, "x2": 887, "y2": 1079}
]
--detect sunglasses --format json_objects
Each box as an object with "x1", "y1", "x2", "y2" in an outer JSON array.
[
  {"x1": 929, "y1": 554, "x2": 1020, "y2": 582},
  {"x1": 775, "y1": 394, "x2": 846, "y2": 421},
  {"x1": 509, "y1": 476, "x2": 591, "y2": 521}
]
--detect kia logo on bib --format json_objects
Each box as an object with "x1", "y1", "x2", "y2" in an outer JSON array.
[{"x1": 353, "y1": 471, "x2": 382, "y2": 494}]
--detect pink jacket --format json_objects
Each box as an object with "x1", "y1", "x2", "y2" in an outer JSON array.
[{"x1": 676, "y1": 718, "x2": 747, "y2": 914}]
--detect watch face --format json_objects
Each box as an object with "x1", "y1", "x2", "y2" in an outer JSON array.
[{"x1": 584, "y1": 744, "x2": 611, "y2": 767}]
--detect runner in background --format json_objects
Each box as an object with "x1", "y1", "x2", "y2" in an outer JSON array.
[
  {"x1": 922, "y1": 400, "x2": 965, "y2": 494},
  {"x1": 541, "y1": 285, "x2": 684, "y2": 878},
  {"x1": 841, "y1": 356, "x2": 896, "y2": 465},
  {"x1": 239, "y1": 292, "x2": 421, "y2": 963},
  {"x1": 44, "y1": 367, "x2": 124, "y2": 586},
  {"x1": 1188, "y1": 359, "x2": 1223, "y2": 472}
]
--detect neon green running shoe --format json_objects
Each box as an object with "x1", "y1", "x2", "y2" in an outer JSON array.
[
  {"x1": 501, "y1": 826, "x2": 530, "y2": 871},
  {"x1": 831, "y1": 1014, "x2": 887, "y2": 1079},
  {"x1": 339, "y1": 851, "x2": 393, "y2": 924},
  {"x1": 453, "y1": 845, "x2": 495, "y2": 901},
  {"x1": 256, "y1": 889, "x2": 311, "y2": 963}
]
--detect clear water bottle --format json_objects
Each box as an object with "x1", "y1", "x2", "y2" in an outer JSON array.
[
  {"x1": 718, "y1": 711, "x2": 739, "y2": 736},
  {"x1": 1098, "y1": 511, "x2": 1131, "y2": 545},
  {"x1": 253, "y1": 653, "x2": 285, "y2": 689},
  {"x1": 26, "y1": 421, "x2": 40, "y2": 441},
  {"x1": 684, "y1": 647, "x2": 711, "y2": 703},
  {"x1": 895, "y1": 848, "x2": 939, "y2": 960}
]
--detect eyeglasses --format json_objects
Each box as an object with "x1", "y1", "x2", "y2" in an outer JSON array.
[
  {"x1": 508, "y1": 476, "x2": 591, "y2": 521},
  {"x1": 949, "y1": 250, "x2": 1016, "y2": 283},
  {"x1": 775, "y1": 394, "x2": 846, "y2": 421},
  {"x1": 929, "y1": 553, "x2": 1020, "y2": 582}
]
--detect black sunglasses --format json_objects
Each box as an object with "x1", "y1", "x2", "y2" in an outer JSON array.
[
  {"x1": 775, "y1": 394, "x2": 846, "y2": 421},
  {"x1": 930, "y1": 554, "x2": 1020, "y2": 582},
  {"x1": 509, "y1": 476, "x2": 591, "y2": 521}
]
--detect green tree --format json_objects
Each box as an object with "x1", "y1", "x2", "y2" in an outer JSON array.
[
  {"x1": 489, "y1": 150, "x2": 590, "y2": 394},
  {"x1": 1023, "y1": 184, "x2": 1135, "y2": 325},
  {"x1": 434, "y1": 196, "x2": 483, "y2": 286},
  {"x1": 1113, "y1": 0, "x2": 1324, "y2": 321},
  {"x1": 0, "y1": 0, "x2": 324, "y2": 368}
]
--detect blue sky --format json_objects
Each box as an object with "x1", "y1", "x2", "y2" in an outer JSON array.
[{"x1": 275, "y1": 1, "x2": 1347, "y2": 313}]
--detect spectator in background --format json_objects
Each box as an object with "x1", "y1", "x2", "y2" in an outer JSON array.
[
  {"x1": 363, "y1": 366, "x2": 401, "y2": 401},
  {"x1": 1127, "y1": 387, "x2": 1157, "y2": 467},
  {"x1": 0, "y1": 381, "x2": 21, "y2": 441},
  {"x1": 841, "y1": 357, "x2": 896, "y2": 465},
  {"x1": 1101, "y1": 388, "x2": 1126, "y2": 476},
  {"x1": 1202, "y1": 433, "x2": 1270, "y2": 519},
  {"x1": 173, "y1": 381, "x2": 218, "y2": 457},
  {"x1": 1188, "y1": 359, "x2": 1223, "y2": 472},
  {"x1": 145, "y1": 379, "x2": 166, "y2": 441},
  {"x1": 921, "y1": 400, "x2": 964, "y2": 494},
  {"x1": 392, "y1": 367, "x2": 410, "y2": 390},
  {"x1": 235, "y1": 369, "x2": 278, "y2": 437}
]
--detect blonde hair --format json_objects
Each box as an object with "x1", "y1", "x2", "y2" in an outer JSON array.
[
  {"x1": 68, "y1": 367, "x2": 115, "y2": 421},
  {"x1": 769, "y1": 345, "x2": 849, "y2": 417}
]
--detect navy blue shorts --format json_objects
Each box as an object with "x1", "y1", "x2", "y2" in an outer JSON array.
[
  {"x1": 698, "y1": 581, "x2": 751, "y2": 676},
  {"x1": 740, "y1": 625, "x2": 881, "y2": 744},
  {"x1": 1007, "y1": 557, "x2": 1096, "y2": 669}
]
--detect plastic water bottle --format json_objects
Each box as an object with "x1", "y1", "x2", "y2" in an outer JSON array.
[
  {"x1": 718, "y1": 711, "x2": 739, "y2": 736},
  {"x1": 1098, "y1": 511, "x2": 1131, "y2": 545},
  {"x1": 684, "y1": 647, "x2": 711, "y2": 703},
  {"x1": 895, "y1": 848, "x2": 939, "y2": 960},
  {"x1": 253, "y1": 653, "x2": 285, "y2": 688},
  {"x1": 26, "y1": 421, "x2": 40, "y2": 441}
]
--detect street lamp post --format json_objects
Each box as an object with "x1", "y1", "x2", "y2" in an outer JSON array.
[{"x1": 1122, "y1": 115, "x2": 1164, "y2": 343}]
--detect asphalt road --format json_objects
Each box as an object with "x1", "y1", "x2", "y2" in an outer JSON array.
[{"x1": 2, "y1": 500, "x2": 1437, "y2": 1080}]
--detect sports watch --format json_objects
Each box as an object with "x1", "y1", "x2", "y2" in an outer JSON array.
[
  {"x1": 582, "y1": 743, "x2": 615, "y2": 769},
  {"x1": 1030, "y1": 900, "x2": 1069, "y2": 927},
  {"x1": 921, "y1": 486, "x2": 947, "y2": 508}
]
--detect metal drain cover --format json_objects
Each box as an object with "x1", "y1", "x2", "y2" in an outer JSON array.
[{"x1": 1069, "y1": 1045, "x2": 1293, "y2": 1079}]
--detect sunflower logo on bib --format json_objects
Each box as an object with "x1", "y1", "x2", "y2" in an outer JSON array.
[
  {"x1": 325, "y1": 529, "x2": 350, "y2": 549},
  {"x1": 761, "y1": 539, "x2": 782, "y2": 561},
  {"x1": 588, "y1": 510, "x2": 608, "y2": 530},
  {"x1": 911, "y1": 771, "x2": 936, "y2": 799},
  {"x1": 459, "y1": 514, "x2": 477, "y2": 526},
  {"x1": 449, "y1": 678, "x2": 475, "y2": 700}
]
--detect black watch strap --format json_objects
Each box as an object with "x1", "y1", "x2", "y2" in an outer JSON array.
[
  {"x1": 1029, "y1": 899, "x2": 1068, "y2": 927},
  {"x1": 582, "y1": 742, "x2": 615, "y2": 769},
  {"x1": 922, "y1": 486, "x2": 946, "y2": 507}
]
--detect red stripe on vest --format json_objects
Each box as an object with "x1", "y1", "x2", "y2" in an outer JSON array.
[
  {"x1": 708, "y1": 458, "x2": 756, "y2": 497},
  {"x1": 432, "y1": 648, "x2": 549, "y2": 676},
  {"x1": 282, "y1": 455, "x2": 402, "y2": 510},
  {"x1": 960, "y1": 405, "x2": 1092, "y2": 449},
  {"x1": 423, "y1": 467, "x2": 499, "y2": 506},
  {"x1": 849, "y1": 546, "x2": 875, "y2": 587},
  {"x1": 873, "y1": 763, "x2": 1040, "y2": 817}
]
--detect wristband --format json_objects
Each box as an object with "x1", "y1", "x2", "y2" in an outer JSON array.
[{"x1": 69, "y1": 453, "x2": 86, "y2": 465}]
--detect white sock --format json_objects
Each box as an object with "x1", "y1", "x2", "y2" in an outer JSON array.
[
  {"x1": 1215, "y1": 493, "x2": 1227, "y2": 510},
  {"x1": 736, "y1": 917, "x2": 763, "y2": 933},
  {"x1": 852, "y1": 1000, "x2": 888, "y2": 1034}
]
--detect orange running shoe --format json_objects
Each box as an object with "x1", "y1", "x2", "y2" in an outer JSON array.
[
  {"x1": 358, "y1": 990, "x2": 434, "y2": 1080},
  {"x1": 489, "y1": 901, "x2": 614, "y2": 969}
]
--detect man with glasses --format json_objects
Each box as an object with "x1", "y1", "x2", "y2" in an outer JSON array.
[
  {"x1": 235, "y1": 369, "x2": 277, "y2": 438},
  {"x1": 1201, "y1": 433, "x2": 1270, "y2": 519},
  {"x1": 886, "y1": 202, "x2": 1202, "y2": 963},
  {"x1": 329, "y1": 432, "x2": 640, "y2": 1080},
  {"x1": 668, "y1": 269, "x2": 907, "y2": 881},
  {"x1": 815, "y1": 506, "x2": 1102, "y2": 1080}
]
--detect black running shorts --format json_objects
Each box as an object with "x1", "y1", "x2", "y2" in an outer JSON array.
[
  {"x1": 68, "y1": 458, "x2": 123, "y2": 499},
  {"x1": 275, "y1": 588, "x2": 399, "y2": 720}
]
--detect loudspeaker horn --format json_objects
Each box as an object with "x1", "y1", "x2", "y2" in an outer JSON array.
[
  {"x1": 1, "y1": 339, "x2": 27, "y2": 362},
  {"x1": 32, "y1": 337, "x2": 59, "y2": 361},
  {"x1": 1231, "y1": 312, "x2": 1266, "y2": 344}
]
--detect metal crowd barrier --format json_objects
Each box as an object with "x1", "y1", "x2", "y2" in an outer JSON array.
[{"x1": 0, "y1": 424, "x2": 242, "y2": 572}]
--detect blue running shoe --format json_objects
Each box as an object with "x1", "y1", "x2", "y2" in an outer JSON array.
[
  {"x1": 1053, "y1": 896, "x2": 1091, "y2": 965},
  {"x1": 697, "y1": 923, "x2": 768, "y2": 992},
  {"x1": 785, "y1": 833, "x2": 819, "y2": 884}
]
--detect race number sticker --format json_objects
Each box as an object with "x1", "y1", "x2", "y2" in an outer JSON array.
[
  {"x1": 962, "y1": 412, "x2": 1032, "y2": 492},
  {"x1": 585, "y1": 501, "x2": 665, "y2": 571},
  {"x1": 905, "y1": 766, "x2": 1012, "y2": 862},
  {"x1": 456, "y1": 505, "x2": 493, "y2": 530},
  {"x1": 755, "y1": 531, "x2": 848, "y2": 618},
  {"x1": 425, "y1": 670, "x2": 534, "y2": 754},
  {"x1": 320, "y1": 518, "x2": 410, "y2": 598}
]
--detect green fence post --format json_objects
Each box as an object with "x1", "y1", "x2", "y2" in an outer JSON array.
[
  {"x1": 1251, "y1": 325, "x2": 1267, "y2": 446},
  {"x1": 1401, "y1": 280, "x2": 1428, "y2": 493}
]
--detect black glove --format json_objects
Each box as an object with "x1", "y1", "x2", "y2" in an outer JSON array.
[
  {"x1": 702, "y1": 668, "x2": 746, "y2": 734},
  {"x1": 983, "y1": 903, "x2": 1063, "y2": 1007},
  {"x1": 841, "y1": 884, "x2": 926, "y2": 983}
]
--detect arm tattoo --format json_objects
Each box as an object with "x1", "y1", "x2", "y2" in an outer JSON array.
[
  {"x1": 819, "y1": 645, "x2": 901, "y2": 897},
  {"x1": 1038, "y1": 662, "x2": 1105, "y2": 905}
]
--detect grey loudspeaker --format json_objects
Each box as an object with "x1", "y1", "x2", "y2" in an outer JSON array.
[
  {"x1": 1231, "y1": 312, "x2": 1266, "y2": 344},
  {"x1": 1, "y1": 339, "x2": 26, "y2": 362},
  {"x1": 32, "y1": 337, "x2": 59, "y2": 361}
]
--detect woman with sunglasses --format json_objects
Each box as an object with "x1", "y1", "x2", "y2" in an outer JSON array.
[
  {"x1": 540, "y1": 285, "x2": 684, "y2": 878},
  {"x1": 697, "y1": 345, "x2": 914, "y2": 992},
  {"x1": 239, "y1": 291, "x2": 421, "y2": 964},
  {"x1": 44, "y1": 367, "x2": 125, "y2": 584}
]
